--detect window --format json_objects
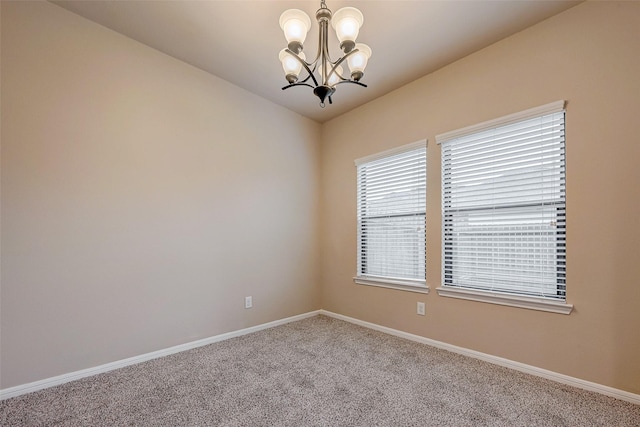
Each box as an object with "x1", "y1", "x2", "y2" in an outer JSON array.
[
  {"x1": 354, "y1": 140, "x2": 427, "y2": 293},
  {"x1": 437, "y1": 101, "x2": 572, "y2": 314}
]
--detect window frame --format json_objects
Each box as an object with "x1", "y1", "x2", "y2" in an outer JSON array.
[
  {"x1": 436, "y1": 101, "x2": 573, "y2": 314},
  {"x1": 353, "y1": 140, "x2": 428, "y2": 294}
]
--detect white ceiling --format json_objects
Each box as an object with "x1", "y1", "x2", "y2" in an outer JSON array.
[{"x1": 52, "y1": 0, "x2": 581, "y2": 123}]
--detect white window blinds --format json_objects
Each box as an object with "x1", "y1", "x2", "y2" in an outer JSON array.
[
  {"x1": 356, "y1": 141, "x2": 426, "y2": 285},
  {"x1": 439, "y1": 102, "x2": 566, "y2": 300}
]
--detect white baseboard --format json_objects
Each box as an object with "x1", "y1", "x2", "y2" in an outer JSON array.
[
  {"x1": 0, "y1": 310, "x2": 321, "y2": 401},
  {"x1": 320, "y1": 310, "x2": 640, "y2": 405},
  {"x1": 4, "y1": 309, "x2": 638, "y2": 406}
]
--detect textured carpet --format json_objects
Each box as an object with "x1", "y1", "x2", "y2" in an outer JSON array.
[{"x1": 1, "y1": 315, "x2": 639, "y2": 426}]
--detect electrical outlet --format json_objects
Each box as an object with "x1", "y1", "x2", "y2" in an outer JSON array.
[
  {"x1": 245, "y1": 296, "x2": 253, "y2": 309},
  {"x1": 417, "y1": 302, "x2": 425, "y2": 316}
]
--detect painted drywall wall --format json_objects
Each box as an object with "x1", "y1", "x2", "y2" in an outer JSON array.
[
  {"x1": 320, "y1": 1, "x2": 640, "y2": 394},
  {"x1": 0, "y1": 1, "x2": 321, "y2": 389}
]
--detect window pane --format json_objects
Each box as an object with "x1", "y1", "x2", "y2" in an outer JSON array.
[
  {"x1": 357, "y1": 143, "x2": 426, "y2": 284},
  {"x1": 442, "y1": 110, "x2": 566, "y2": 300},
  {"x1": 443, "y1": 205, "x2": 565, "y2": 298},
  {"x1": 361, "y1": 214, "x2": 425, "y2": 280}
]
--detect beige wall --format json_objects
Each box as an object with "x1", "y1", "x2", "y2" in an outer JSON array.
[
  {"x1": 0, "y1": 1, "x2": 321, "y2": 388},
  {"x1": 320, "y1": 1, "x2": 640, "y2": 394},
  {"x1": 2, "y1": 0, "x2": 639, "y2": 397}
]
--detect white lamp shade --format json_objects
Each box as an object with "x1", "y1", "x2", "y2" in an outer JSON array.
[
  {"x1": 318, "y1": 64, "x2": 344, "y2": 87},
  {"x1": 346, "y1": 43, "x2": 372, "y2": 73},
  {"x1": 279, "y1": 9, "x2": 311, "y2": 45},
  {"x1": 279, "y1": 50, "x2": 306, "y2": 77},
  {"x1": 331, "y1": 7, "x2": 363, "y2": 43}
]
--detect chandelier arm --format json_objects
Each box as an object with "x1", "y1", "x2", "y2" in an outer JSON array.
[
  {"x1": 281, "y1": 83, "x2": 316, "y2": 91},
  {"x1": 298, "y1": 72, "x2": 315, "y2": 85},
  {"x1": 305, "y1": 37, "x2": 322, "y2": 66},
  {"x1": 333, "y1": 80, "x2": 368, "y2": 88},
  {"x1": 306, "y1": 13, "x2": 324, "y2": 67},
  {"x1": 285, "y1": 48, "x2": 319, "y2": 87},
  {"x1": 327, "y1": 48, "x2": 359, "y2": 83}
]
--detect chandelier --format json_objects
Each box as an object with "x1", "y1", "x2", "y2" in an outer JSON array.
[{"x1": 278, "y1": 0, "x2": 372, "y2": 108}]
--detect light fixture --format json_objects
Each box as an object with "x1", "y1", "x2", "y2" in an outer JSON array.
[{"x1": 278, "y1": 0, "x2": 372, "y2": 108}]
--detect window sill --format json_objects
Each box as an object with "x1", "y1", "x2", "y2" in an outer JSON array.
[
  {"x1": 354, "y1": 276, "x2": 429, "y2": 294},
  {"x1": 436, "y1": 286, "x2": 573, "y2": 315}
]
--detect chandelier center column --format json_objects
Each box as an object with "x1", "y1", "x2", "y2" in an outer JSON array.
[{"x1": 314, "y1": 5, "x2": 333, "y2": 106}]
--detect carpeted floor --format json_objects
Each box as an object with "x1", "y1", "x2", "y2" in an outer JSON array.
[{"x1": 1, "y1": 315, "x2": 639, "y2": 426}]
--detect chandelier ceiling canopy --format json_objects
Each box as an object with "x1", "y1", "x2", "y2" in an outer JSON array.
[{"x1": 278, "y1": 0, "x2": 372, "y2": 108}]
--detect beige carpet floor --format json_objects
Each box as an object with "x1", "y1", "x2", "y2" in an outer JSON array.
[{"x1": 1, "y1": 315, "x2": 639, "y2": 426}]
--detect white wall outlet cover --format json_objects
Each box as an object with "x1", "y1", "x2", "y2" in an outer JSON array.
[
  {"x1": 417, "y1": 302, "x2": 425, "y2": 316},
  {"x1": 245, "y1": 296, "x2": 253, "y2": 309}
]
